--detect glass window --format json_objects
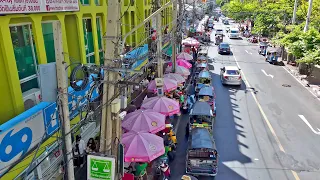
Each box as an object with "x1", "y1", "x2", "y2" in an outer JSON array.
[
  {"x1": 226, "y1": 70, "x2": 240, "y2": 75},
  {"x1": 231, "y1": 30, "x2": 238, "y2": 33},
  {"x1": 42, "y1": 22, "x2": 56, "y2": 63},
  {"x1": 81, "y1": 0, "x2": 89, "y2": 5},
  {"x1": 96, "y1": 17, "x2": 104, "y2": 65},
  {"x1": 95, "y1": 0, "x2": 100, "y2": 5},
  {"x1": 83, "y1": 18, "x2": 95, "y2": 63},
  {"x1": 10, "y1": 24, "x2": 39, "y2": 93},
  {"x1": 220, "y1": 44, "x2": 229, "y2": 48}
]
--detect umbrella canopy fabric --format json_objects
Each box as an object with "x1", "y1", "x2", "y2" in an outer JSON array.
[
  {"x1": 141, "y1": 96, "x2": 180, "y2": 116},
  {"x1": 168, "y1": 59, "x2": 192, "y2": 69},
  {"x1": 147, "y1": 77, "x2": 178, "y2": 93},
  {"x1": 166, "y1": 65, "x2": 190, "y2": 76},
  {"x1": 122, "y1": 109, "x2": 166, "y2": 133},
  {"x1": 199, "y1": 71, "x2": 211, "y2": 78},
  {"x1": 190, "y1": 101, "x2": 213, "y2": 116},
  {"x1": 199, "y1": 86, "x2": 214, "y2": 96},
  {"x1": 164, "y1": 73, "x2": 185, "y2": 84},
  {"x1": 177, "y1": 52, "x2": 193, "y2": 60},
  {"x1": 182, "y1": 37, "x2": 200, "y2": 47},
  {"x1": 122, "y1": 131, "x2": 165, "y2": 162}
]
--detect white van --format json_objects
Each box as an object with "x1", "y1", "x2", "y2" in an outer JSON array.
[{"x1": 229, "y1": 28, "x2": 240, "y2": 39}]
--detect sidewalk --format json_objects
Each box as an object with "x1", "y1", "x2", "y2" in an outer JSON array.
[{"x1": 282, "y1": 61, "x2": 320, "y2": 98}]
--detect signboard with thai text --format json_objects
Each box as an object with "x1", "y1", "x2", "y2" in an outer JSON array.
[{"x1": 0, "y1": 0, "x2": 79, "y2": 15}]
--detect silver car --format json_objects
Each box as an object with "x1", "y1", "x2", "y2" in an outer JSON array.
[{"x1": 220, "y1": 66, "x2": 242, "y2": 86}]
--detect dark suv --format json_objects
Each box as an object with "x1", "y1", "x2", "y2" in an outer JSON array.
[{"x1": 218, "y1": 43, "x2": 231, "y2": 55}]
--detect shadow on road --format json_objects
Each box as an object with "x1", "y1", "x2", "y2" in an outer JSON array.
[{"x1": 211, "y1": 72, "x2": 251, "y2": 180}]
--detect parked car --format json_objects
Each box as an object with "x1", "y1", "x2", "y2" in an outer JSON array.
[
  {"x1": 220, "y1": 66, "x2": 242, "y2": 86},
  {"x1": 217, "y1": 42, "x2": 231, "y2": 55},
  {"x1": 223, "y1": 20, "x2": 229, "y2": 25}
]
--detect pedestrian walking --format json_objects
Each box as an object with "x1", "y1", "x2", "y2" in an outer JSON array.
[{"x1": 74, "y1": 135, "x2": 86, "y2": 167}]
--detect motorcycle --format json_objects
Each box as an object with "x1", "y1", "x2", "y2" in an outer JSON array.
[{"x1": 155, "y1": 163, "x2": 171, "y2": 180}]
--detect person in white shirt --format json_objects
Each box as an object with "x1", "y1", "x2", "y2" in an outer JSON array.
[{"x1": 74, "y1": 135, "x2": 86, "y2": 167}]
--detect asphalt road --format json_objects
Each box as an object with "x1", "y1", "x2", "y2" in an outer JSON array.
[{"x1": 170, "y1": 20, "x2": 320, "y2": 180}]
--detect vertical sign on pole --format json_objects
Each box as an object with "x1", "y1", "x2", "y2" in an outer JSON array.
[{"x1": 87, "y1": 155, "x2": 115, "y2": 180}]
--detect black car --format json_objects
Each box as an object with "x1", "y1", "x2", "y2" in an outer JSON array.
[{"x1": 218, "y1": 43, "x2": 231, "y2": 54}]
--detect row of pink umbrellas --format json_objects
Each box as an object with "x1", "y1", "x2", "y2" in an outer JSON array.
[
  {"x1": 121, "y1": 51, "x2": 193, "y2": 163},
  {"x1": 122, "y1": 96, "x2": 181, "y2": 162}
]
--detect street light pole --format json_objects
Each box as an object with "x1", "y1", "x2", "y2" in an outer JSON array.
[
  {"x1": 292, "y1": 0, "x2": 298, "y2": 24},
  {"x1": 304, "y1": 0, "x2": 313, "y2": 32},
  {"x1": 172, "y1": 0, "x2": 178, "y2": 73}
]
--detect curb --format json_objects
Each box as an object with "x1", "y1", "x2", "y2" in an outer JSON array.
[{"x1": 283, "y1": 65, "x2": 320, "y2": 99}]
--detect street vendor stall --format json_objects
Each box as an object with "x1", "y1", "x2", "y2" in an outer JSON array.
[{"x1": 189, "y1": 101, "x2": 214, "y2": 132}]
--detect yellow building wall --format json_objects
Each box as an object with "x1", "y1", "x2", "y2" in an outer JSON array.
[{"x1": 0, "y1": 0, "x2": 173, "y2": 178}]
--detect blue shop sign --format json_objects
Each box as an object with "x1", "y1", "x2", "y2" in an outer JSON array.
[{"x1": 0, "y1": 78, "x2": 99, "y2": 177}]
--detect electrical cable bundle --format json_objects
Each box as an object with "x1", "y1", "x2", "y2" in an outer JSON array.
[{"x1": 70, "y1": 64, "x2": 89, "y2": 91}]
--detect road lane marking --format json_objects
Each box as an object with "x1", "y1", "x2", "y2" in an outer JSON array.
[
  {"x1": 245, "y1": 50, "x2": 252, "y2": 55},
  {"x1": 261, "y1": 69, "x2": 274, "y2": 78},
  {"x1": 298, "y1": 115, "x2": 320, "y2": 135},
  {"x1": 233, "y1": 55, "x2": 301, "y2": 180},
  {"x1": 282, "y1": 66, "x2": 320, "y2": 101}
]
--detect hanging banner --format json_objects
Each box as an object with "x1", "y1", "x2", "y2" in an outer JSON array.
[{"x1": 0, "y1": 0, "x2": 79, "y2": 15}]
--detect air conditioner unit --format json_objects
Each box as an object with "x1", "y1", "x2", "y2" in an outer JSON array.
[{"x1": 23, "y1": 88, "x2": 41, "y2": 111}]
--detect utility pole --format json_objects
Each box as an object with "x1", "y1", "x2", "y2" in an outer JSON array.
[
  {"x1": 292, "y1": 0, "x2": 298, "y2": 24},
  {"x1": 177, "y1": 0, "x2": 183, "y2": 52},
  {"x1": 156, "y1": 0, "x2": 163, "y2": 78},
  {"x1": 172, "y1": 0, "x2": 178, "y2": 72},
  {"x1": 192, "y1": 0, "x2": 196, "y2": 29},
  {"x1": 54, "y1": 22, "x2": 75, "y2": 180},
  {"x1": 100, "y1": 0, "x2": 120, "y2": 157},
  {"x1": 304, "y1": 0, "x2": 313, "y2": 32}
]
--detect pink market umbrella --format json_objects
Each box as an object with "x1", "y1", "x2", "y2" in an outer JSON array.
[
  {"x1": 122, "y1": 131, "x2": 165, "y2": 162},
  {"x1": 141, "y1": 96, "x2": 180, "y2": 116},
  {"x1": 182, "y1": 37, "x2": 200, "y2": 47},
  {"x1": 166, "y1": 65, "x2": 190, "y2": 77},
  {"x1": 177, "y1": 52, "x2": 193, "y2": 61},
  {"x1": 164, "y1": 73, "x2": 185, "y2": 84},
  {"x1": 122, "y1": 109, "x2": 166, "y2": 133},
  {"x1": 147, "y1": 77, "x2": 178, "y2": 93},
  {"x1": 168, "y1": 59, "x2": 192, "y2": 69}
]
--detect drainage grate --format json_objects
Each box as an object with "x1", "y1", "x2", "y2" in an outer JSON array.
[{"x1": 282, "y1": 84, "x2": 291, "y2": 87}]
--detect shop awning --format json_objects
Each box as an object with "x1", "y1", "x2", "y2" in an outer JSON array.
[{"x1": 163, "y1": 44, "x2": 172, "y2": 57}]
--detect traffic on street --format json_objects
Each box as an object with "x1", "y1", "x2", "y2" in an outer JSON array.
[
  {"x1": 169, "y1": 13, "x2": 320, "y2": 180},
  {"x1": 1, "y1": 0, "x2": 320, "y2": 180}
]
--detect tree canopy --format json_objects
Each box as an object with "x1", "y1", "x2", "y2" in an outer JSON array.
[{"x1": 221, "y1": 0, "x2": 320, "y2": 65}]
